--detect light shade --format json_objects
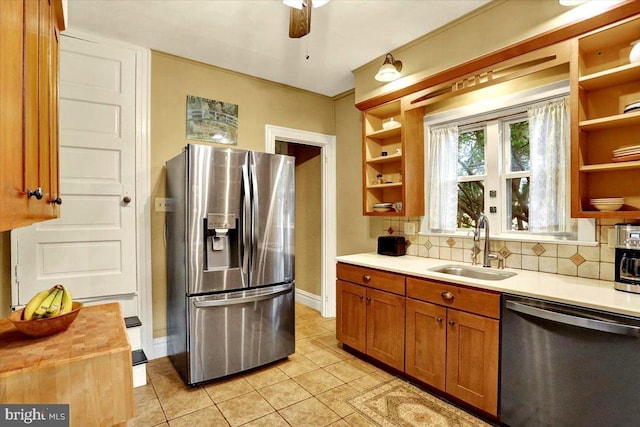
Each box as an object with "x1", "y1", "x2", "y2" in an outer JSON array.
[
  {"x1": 283, "y1": 0, "x2": 330, "y2": 9},
  {"x1": 558, "y1": 0, "x2": 588, "y2": 6},
  {"x1": 375, "y1": 53, "x2": 403, "y2": 82}
]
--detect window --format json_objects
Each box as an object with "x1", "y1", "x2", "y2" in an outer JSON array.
[
  {"x1": 424, "y1": 92, "x2": 578, "y2": 240},
  {"x1": 456, "y1": 127, "x2": 485, "y2": 229}
]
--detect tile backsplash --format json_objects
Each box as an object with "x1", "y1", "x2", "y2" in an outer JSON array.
[{"x1": 382, "y1": 217, "x2": 629, "y2": 284}]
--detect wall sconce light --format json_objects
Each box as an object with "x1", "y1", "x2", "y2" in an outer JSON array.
[
  {"x1": 558, "y1": 0, "x2": 588, "y2": 6},
  {"x1": 283, "y1": 0, "x2": 330, "y2": 9},
  {"x1": 375, "y1": 53, "x2": 403, "y2": 82}
]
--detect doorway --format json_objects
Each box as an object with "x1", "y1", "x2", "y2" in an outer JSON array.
[{"x1": 265, "y1": 125, "x2": 336, "y2": 318}]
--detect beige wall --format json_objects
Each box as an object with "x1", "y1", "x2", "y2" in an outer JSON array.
[
  {"x1": 292, "y1": 145, "x2": 322, "y2": 296},
  {"x1": 334, "y1": 92, "x2": 382, "y2": 255},
  {"x1": 355, "y1": 0, "x2": 578, "y2": 104},
  {"x1": 151, "y1": 52, "x2": 336, "y2": 338}
]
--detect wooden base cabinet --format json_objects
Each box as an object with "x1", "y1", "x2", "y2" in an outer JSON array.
[
  {"x1": 336, "y1": 263, "x2": 406, "y2": 371},
  {"x1": 405, "y1": 277, "x2": 500, "y2": 416}
]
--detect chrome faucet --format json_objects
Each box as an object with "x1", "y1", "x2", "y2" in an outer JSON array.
[{"x1": 475, "y1": 214, "x2": 498, "y2": 268}]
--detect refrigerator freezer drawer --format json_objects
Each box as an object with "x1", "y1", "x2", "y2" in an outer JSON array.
[{"x1": 187, "y1": 283, "x2": 295, "y2": 384}]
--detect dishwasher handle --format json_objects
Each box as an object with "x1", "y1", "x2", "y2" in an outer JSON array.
[
  {"x1": 506, "y1": 300, "x2": 640, "y2": 337},
  {"x1": 193, "y1": 284, "x2": 292, "y2": 308}
]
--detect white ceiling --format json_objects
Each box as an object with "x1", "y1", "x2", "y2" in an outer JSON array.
[{"x1": 66, "y1": 0, "x2": 491, "y2": 97}]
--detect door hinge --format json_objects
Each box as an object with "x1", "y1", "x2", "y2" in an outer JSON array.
[{"x1": 14, "y1": 264, "x2": 19, "y2": 286}]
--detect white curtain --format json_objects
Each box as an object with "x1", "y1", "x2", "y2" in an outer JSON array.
[
  {"x1": 528, "y1": 97, "x2": 572, "y2": 234},
  {"x1": 427, "y1": 126, "x2": 458, "y2": 232}
]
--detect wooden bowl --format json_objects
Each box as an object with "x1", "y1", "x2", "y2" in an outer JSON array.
[{"x1": 8, "y1": 302, "x2": 83, "y2": 337}]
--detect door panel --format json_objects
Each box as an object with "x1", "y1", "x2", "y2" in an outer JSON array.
[
  {"x1": 336, "y1": 280, "x2": 366, "y2": 353},
  {"x1": 187, "y1": 284, "x2": 295, "y2": 384},
  {"x1": 405, "y1": 298, "x2": 446, "y2": 389},
  {"x1": 187, "y1": 145, "x2": 248, "y2": 295},
  {"x1": 366, "y1": 288, "x2": 405, "y2": 371},
  {"x1": 249, "y1": 151, "x2": 294, "y2": 287},
  {"x1": 446, "y1": 309, "x2": 499, "y2": 415},
  {"x1": 14, "y1": 35, "x2": 137, "y2": 304}
]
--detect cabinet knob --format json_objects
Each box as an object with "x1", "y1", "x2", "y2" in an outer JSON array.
[
  {"x1": 50, "y1": 197, "x2": 62, "y2": 205},
  {"x1": 362, "y1": 275, "x2": 371, "y2": 283},
  {"x1": 27, "y1": 187, "x2": 43, "y2": 200},
  {"x1": 449, "y1": 320, "x2": 455, "y2": 326},
  {"x1": 123, "y1": 195, "x2": 132, "y2": 204},
  {"x1": 436, "y1": 317, "x2": 443, "y2": 323},
  {"x1": 358, "y1": 295, "x2": 364, "y2": 301},
  {"x1": 366, "y1": 297, "x2": 371, "y2": 304},
  {"x1": 441, "y1": 291, "x2": 454, "y2": 301}
]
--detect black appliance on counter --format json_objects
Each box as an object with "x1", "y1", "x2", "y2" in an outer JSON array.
[
  {"x1": 615, "y1": 223, "x2": 640, "y2": 294},
  {"x1": 377, "y1": 236, "x2": 406, "y2": 256}
]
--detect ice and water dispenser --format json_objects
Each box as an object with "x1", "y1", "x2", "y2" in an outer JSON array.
[{"x1": 205, "y1": 213, "x2": 239, "y2": 271}]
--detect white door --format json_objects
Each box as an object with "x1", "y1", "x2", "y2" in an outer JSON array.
[{"x1": 13, "y1": 36, "x2": 138, "y2": 313}]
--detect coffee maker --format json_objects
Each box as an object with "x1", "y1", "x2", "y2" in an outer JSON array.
[{"x1": 614, "y1": 223, "x2": 640, "y2": 293}]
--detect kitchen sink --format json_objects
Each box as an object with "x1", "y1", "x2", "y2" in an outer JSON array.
[{"x1": 429, "y1": 264, "x2": 516, "y2": 281}]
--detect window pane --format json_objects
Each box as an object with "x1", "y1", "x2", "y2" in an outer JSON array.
[
  {"x1": 507, "y1": 177, "x2": 529, "y2": 231},
  {"x1": 457, "y1": 129, "x2": 485, "y2": 176},
  {"x1": 509, "y1": 121, "x2": 530, "y2": 172},
  {"x1": 457, "y1": 181, "x2": 484, "y2": 228}
]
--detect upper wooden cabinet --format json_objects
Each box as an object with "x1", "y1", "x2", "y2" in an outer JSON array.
[
  {"x1": 0, "y1": 0, "x2": 64, "y2": 231},
  {"x1": 571, "y1": 14, "x2": 640, "y2": 218},
  {"x1": 362, "y1": 100, "x2": 424, "y2": 216}
]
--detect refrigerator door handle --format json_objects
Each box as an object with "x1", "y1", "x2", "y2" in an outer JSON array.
[
  {"x1": 193, "y1": 283, "x2": 293, "y2": 308},
  {"x1": 241, "y1": 164, "x2": 251, "y2": 275},
  {"x1": 506, "y1": 300, "x2": 640, "y2": 337},
  {"x1": 250, "y1": 163, "x2": 258, "y2": 251}
]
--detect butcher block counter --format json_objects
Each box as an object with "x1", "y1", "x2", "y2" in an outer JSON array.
[{"x1": 0, "y1": 303, "x2": 134, "y2": 427}]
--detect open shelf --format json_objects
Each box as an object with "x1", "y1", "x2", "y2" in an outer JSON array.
[
  {"x1": 579, "y1": 160, "x2": 640, "y2": 172},
  {"x1": 579, "y1": 111, "x2": 640, "y2": 131},
  {"x1": 366, "y1": 153, "x2": 403, "y2": 165},
  {"x1": 579, "y1": 62, "x2": 640, "y2": 91},
  {"x1": 571, "y1": 14, "x2": 640, "y2": 219}
]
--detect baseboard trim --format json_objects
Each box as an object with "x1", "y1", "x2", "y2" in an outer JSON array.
[
  {"x1": 296, "y1": 288, "x2": 322, "y2": 312},
  {"x1": 153, "y1": 336, "x2": 168, "y2": 360}
]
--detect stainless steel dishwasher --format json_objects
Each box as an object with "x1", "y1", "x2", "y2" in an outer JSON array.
[{"x1": 501, "y1": 294, "x2": 640, "y2": 427}]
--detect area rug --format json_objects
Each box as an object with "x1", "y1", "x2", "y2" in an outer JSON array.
[{"x1": 348, "y1": 378, "x2": 492, "y2": 427}]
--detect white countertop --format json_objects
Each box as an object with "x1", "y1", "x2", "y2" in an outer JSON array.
[{"x1": 336, "y1": 253, "x2": 640, "y2": 317}]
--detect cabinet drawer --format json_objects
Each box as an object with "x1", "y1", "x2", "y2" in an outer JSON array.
[
  {"x1": 406, "y1": 277, "x2": 500, "y2": 319},
  {"x1": 337, "y1": 263, "x2": 405, "y2": 296}
]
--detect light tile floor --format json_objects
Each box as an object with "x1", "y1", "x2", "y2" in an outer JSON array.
[{"x1": 131, "y1": 304, "x2": 392, "y2": 427}]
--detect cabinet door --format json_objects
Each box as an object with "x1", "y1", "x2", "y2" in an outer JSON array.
[
  {"x1": 336, "y1": 280, "x2": 366, "y2": 353},
  {"x1": 0, "y1": 0, "x2": 28, "y2": 228},
  {"x1": 366, "y1": 288, "x2": 405, "y2": 371},
  {"x1": 446, "y1": 309, "x2": 499, "y2": 415},
  {"x1": 405, "y1": 298, "x2": 446, "y2": 390}
]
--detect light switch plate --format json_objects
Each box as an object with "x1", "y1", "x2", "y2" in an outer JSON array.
[{"x1": 404, "y1": 222, "x2": 416, "y2": 236}]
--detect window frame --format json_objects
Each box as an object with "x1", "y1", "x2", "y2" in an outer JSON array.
[{"x1": 420, "y1": 80, "x2": 596, "y2": 245}]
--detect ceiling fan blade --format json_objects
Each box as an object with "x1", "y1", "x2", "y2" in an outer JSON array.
[{"x1": 289, "y1": 0, "x2": 311, "y2": 38}]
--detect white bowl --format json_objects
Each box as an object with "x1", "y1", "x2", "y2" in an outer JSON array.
[
  {"x1": 382, "y1": 119, "x2": 400, "y2": 130},
  {"x1": 591, "y1": 202, "x2": 624, "y2": 212}
]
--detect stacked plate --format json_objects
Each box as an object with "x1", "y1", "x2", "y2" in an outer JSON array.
[
  {"x1": 612, "y1": 145, "x2": 640, "y2": 162},
  {"x1": 372, "y1": 202, "x2": 392, "y2": 212},
  {"x1": 590, "y1": 198, "x2": 624, "y2": 212}
]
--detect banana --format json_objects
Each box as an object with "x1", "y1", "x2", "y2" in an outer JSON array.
[
  {"x1": 23, "y1": 290, "x2": 51, "y2": 320},
  {"x1": 44, "y1": 289, "x2": 64, "y2": 318},
  {"x1": 60, "y1": 285, "x2": 73, "y2": 314},
  {"x1": 32, "y1": 287, "x2": 60, "y2": 320}
]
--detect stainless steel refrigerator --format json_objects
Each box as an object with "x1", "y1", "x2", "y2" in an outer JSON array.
[{"x1": 166, "y1": 144, "x2": 295, "y2": 385}]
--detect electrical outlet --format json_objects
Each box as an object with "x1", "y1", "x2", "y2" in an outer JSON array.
[
  {"x1": 404, "y1": 222, "x2": 416, "y2": 236},
  {"x1": 155, "y1": 198, "x2": 169, "y2": 212}
]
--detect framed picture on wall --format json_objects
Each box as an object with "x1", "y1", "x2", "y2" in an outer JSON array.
[{"x1": 186, "y1": 95, "x2": 238, "y2": 145}]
